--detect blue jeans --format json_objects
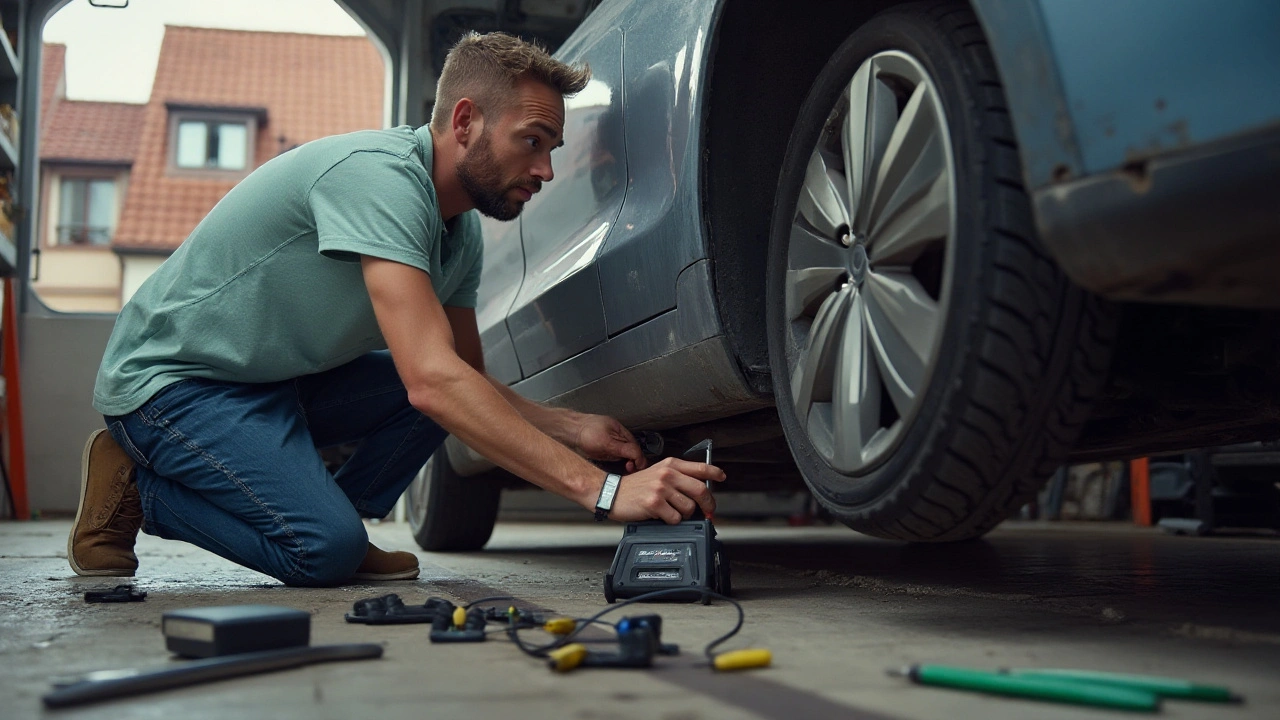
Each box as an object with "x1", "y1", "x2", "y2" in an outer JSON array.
[{"x1": 105, "y1": 351, "x2": 446, "y2": 587}]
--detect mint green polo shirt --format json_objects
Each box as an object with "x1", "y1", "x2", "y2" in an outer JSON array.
[{"x1": 93, "y1": 125, "x2": 484, "y2": 416}]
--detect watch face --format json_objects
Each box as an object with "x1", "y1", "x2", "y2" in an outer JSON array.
[
  {"x1": 599, "y1": 476, "x2": 619, "y2": 504},
  {"x1": 597, "y1": 474, "x2": 621, "y2": 510}
]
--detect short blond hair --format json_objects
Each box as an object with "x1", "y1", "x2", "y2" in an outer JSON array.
[{"x1": 429, "y1": 32, "x2": 591, "y2": 133}]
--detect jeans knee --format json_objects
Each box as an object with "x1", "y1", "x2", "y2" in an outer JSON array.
[{"x1": 286, "y1": 519, "x2": 366, "y2": 587}]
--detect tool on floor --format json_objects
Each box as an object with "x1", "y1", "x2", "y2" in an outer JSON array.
[
  {"x1": 344, "y1": 593, "x2": 456, "y2": 625},
  {"x1": 430, "y1": 604, "x2": 488, "y2": 643},
  {"x1": 162, "y1": 605, "x2": 310, "y2": 658},
  {"x1": 43, "y1": 643, "x2": 383, "y2": 708},
  {"x1": 84, "y1": 584, "x2": 147, "y2": 603},
  {"x1": 889, "y1": 664, "x2": 1161, "y2": 712},
  {"x1": 603, "y1": 439, "x2": 730, "y2": 604},
  {"x1": 510, "y1": 588, "x2": 769, "y2": 673},
  {"x1": 1001, "y1": 668, "x2": 1242, "y2": 703}
]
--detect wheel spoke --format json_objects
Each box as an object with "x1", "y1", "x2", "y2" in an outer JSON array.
[
  {"x1": 865, "y1": 83, "x2": 941, "y2": 235},
  {"x1": 863, "y1": 270, "x2": 939, "y2": 413},
  {"x1": 869, "y1": 171, "x2": 950, "y2": 266},
  {"x1": 797, "y1": 149, "x2": 850, "y2": 238},
  {"x1": 789, "y1": 220, "x2": 849, "y2": 270},
  {"x1": 844, "y1": 60, "x2": 898, "y2": 234},
  {"x1": 786, "y1": 221, "x2": 849, "y2": 319},
  {"x1": 790, "y1": 285, "x2": 853, "y2": 425},
  {"x1": 829, "y1": 291, "x2": 881, "y2": 472},
  {"x1": 786, "y1": 266, "x2": 847, "y2": 320}
]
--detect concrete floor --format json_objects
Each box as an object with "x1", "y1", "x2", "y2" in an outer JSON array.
[{"x1": 2, "y1": 519, "x2": 1278, "y2": 719}]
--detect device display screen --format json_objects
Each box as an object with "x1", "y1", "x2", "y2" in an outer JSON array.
[{"x1": 631, "y1": 544, "x2": 693, "y2": 565}]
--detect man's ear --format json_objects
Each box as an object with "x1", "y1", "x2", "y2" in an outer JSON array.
[{"x1": 451, "y1": 98, "x2": 481, "y2": 147}]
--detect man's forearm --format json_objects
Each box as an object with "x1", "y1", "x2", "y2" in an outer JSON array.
[
  {"x1": 485, "y1": 373, "x2": 586, "y2": 450},
  {"x1": 409, "y1": 360, "x2": 604, "y2": 510}
]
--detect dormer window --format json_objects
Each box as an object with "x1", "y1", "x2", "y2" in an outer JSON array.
[
  {"x1": 166, "y1": 105, "x2": 263, "y2": 174},
  {"x1": 177, "y1": 120, "x2": 248, "y2": 170}
]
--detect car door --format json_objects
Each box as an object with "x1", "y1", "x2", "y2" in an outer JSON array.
[{"x1": 504, "y1": 14, "x2": 627, "y2": 378}]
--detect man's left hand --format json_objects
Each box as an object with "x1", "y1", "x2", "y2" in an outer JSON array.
[{"x1": 574, "y1": 414, "x2": 648, "y2": 472}]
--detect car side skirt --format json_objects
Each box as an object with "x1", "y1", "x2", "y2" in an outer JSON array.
[{"x1": 1033, "y1": 125, "x2": 1280, "y2": 309}]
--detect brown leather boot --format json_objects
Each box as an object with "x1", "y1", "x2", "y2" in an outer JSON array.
[
  {"x1": 68, "y1": 429, "x2": 143, "y2": 576},
  {"x1": 352, "y1": 543, "x2": 420, "y2": 581}
]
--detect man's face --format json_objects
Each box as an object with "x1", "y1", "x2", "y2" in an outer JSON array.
[{"x1": 457, "y1": 78, "x2": 565, "y2": 221}]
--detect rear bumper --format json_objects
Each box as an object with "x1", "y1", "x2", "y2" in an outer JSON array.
[{"x1": 1033, "y1": 125, "x2": 1280, "y2": 308}]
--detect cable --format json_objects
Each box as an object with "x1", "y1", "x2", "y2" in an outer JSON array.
[
  {"x1": 463, "y1": 595, "x2": 515, "y2": 609},
  {"x1": 502, "y1": 588, "x2": 745, "y2": 661}
]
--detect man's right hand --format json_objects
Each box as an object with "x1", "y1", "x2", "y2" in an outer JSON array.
[{"x1": 607, "y1": 457, "x2": 727, "y2": 524}]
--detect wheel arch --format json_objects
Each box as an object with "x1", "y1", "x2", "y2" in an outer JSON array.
[{"x1": 701, "y1": 0, "x2": 920, "y2": 396}]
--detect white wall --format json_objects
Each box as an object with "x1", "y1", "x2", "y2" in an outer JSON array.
[{"x1": 121, "y1": 254, "x2": 168, "y2": 304}]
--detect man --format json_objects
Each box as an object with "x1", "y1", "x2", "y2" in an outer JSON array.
[{"x1": 70, "y1": 32, "x2": 724, "y2": 587}]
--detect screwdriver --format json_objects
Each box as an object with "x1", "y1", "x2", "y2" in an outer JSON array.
[
  {"x1": 1003, "y1": 668, "x2": 1241, "y2": 703},
  {"x1": 683, "y1": 439, "x2": 715, "y2": 523},
  {"x1": 888, "y1": 664, "x2": 1160, "y2": 712}
]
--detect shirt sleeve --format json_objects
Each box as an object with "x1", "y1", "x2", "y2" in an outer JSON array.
[
  {"x1": 309, "y1": 150, "x2": 438, "y2": 274},
  {"x1": 443, "y1": 213, "x2": 485, "y2": 308}
]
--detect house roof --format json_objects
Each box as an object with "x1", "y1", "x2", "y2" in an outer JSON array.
[
  {"x1": 40, "y1": 99, "x2": 146, "y2": 163},
  {"x1": 40, "y1": 43, "x2": 66, "y2": 124},
  {"x1": 40, "y1": 42, "x2": 145, "y2": 164},
  {"x1": 114, "y1": 26, "x2": 384, "y2": 250}
]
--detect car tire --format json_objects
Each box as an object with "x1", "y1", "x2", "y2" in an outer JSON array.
[
  {"x1": 405, "y1": 451, "x2": 502, "y2": 551},
  {"x1": 765, "y1": 2, "x2": 1116, "y2": 542}
]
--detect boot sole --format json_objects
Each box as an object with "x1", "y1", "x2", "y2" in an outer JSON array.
[
  {"x1": 67, "y1": 430, "x2": 136, "y2": 578},
  {"x1": 351, "y1": 568, "x2": 421, "y2": 581}
]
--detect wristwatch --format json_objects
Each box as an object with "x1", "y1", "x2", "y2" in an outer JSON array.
[{"x1": 594, "y1": 472, "x2": 622, "y2": 521}]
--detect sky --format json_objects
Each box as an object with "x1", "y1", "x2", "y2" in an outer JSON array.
[{"x1": 42, "y1": 0, "x2": 369, "y2": 104}]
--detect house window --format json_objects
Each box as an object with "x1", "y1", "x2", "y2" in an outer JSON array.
[
  {"x1": 176, "y1": 120, "x2": 249, "y2": 170},
  {"x1": 57, "y1": 178, "x2": 116, "y2": 246}
]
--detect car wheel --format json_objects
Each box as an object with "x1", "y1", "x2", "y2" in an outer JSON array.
[
  {"x1": 765, "y1": 2, "x2": 1116, "y2": 541},
  {"x1": 405, "y1": 451, "x2": 502, "y2": 551}
]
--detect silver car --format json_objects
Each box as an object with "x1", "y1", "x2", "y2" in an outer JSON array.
[{"x1": 401, "y1": 0, "x2": 1280, "y2": 549}]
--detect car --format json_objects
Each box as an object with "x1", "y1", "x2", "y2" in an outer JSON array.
[{"x1": 391, "y1": 0, "x2": 1280, "y2": 550}]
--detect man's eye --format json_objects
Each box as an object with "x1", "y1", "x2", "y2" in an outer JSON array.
[{"x1": 526, "y1": 137, "x2": 539, "y2": 149}]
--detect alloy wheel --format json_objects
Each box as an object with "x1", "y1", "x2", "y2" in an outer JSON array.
[{"x1": 783, "y1": 50, "x2": 957, "y2": 476}]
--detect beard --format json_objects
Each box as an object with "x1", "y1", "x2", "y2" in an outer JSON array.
[{"x1": 456, "y1": 130, "x2": 537, "y2": 221}]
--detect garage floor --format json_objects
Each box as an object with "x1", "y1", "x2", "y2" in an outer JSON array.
[{"x1": 2, "y1": 519, "x2": 1278, "y2": 719}]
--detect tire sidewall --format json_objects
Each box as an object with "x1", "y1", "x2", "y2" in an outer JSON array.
[
  {"x1": 406, "y1": 453, "x2": 443, "y2": 543},
  {"x1": 766, "y1": 8, "x2": 993, "y2": 514}
]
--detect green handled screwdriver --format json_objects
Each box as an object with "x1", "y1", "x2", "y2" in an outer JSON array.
[
  {"x1": 1004, "y1": 668, "x2": 1241, "y2": 703},
  {"x1": 888, "y1": 664, "x2": 1160, "y2": 712}
]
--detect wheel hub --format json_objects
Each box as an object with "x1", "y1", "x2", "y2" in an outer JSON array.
[{"x1": 849, "y1": 242, "x2": 869, "y2": 286}]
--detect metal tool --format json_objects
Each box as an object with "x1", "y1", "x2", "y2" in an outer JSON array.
[
  {"x1": 43, "y1": 644, "x2": 383, "y2": 708},
  {"x1": 603, "y1": 439, "x2": 730, "y2": 604}
]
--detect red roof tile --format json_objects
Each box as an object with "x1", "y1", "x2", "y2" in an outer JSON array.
[
  {"x1": 41, "y1": 99, "x2": 145, "y2": 163},
  {"x1": 114, "y1": 27, "x2": 385, "y2": 250},
  {"x1": 40, "y1": 43, "x2": 66, "y2": 126}
]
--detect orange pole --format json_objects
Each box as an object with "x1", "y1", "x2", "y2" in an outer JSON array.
[
  {"x1": 1129, "y1": 457, "x2": 1151, "y2": 527},
  {"x1": 2, "y1": 277, "x2": 28, "y2": 519}
]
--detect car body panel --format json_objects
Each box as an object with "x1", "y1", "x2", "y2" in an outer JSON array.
[
  {"x1": 474, "y1": 215, "x2": 524, "y2": 383},
  {"x1": 503, "y1": 23, "x2": 627, "y2": 377},
  {"x1": 974, "y1": 0, "x2": 1280, "y2": 188},
  {"x1": 1036, "y1": 0, "x2": 1280, "y2": 177},
  {"x1": 973, "y1": 0, "x2": 1280, "y2": 307},
  {"x1": 596, "y1": 0, "x2": 718, "y2": 336}
]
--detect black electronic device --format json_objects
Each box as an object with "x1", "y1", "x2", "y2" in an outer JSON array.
[
  {"x1": 603, "y1": 440, "x2": 730, "y2": 604},
  {"x1": 161, "y1": 605, "x2": 310, "y2": 658}
]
